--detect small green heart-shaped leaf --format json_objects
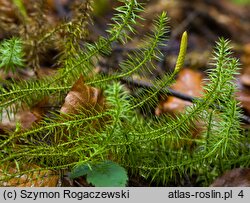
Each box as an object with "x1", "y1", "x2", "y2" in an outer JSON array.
[
  {"x1": 86, "y1": 161, "x2": 128, "y2": 187},
  {"x1": 69, "y1": 163, "x2": 90, "y2": 179},
  {"x1": 69, "y1": 160, "x2": 128, "y2": 187}
]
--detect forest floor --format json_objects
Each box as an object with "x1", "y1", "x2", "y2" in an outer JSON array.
[{"x1": 0, "y1": 0, "x2": 250, "y2": 187}]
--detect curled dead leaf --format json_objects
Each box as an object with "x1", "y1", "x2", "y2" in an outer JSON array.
[
  {"x1": 0, "y1": 97, "x2": 50, "y2": 133},
  {"x1": 17, "y1": 111, "x2": 40, "y2": 130},
  {"x1": 56, "y1": 75, "x2": 106, "y2": 142},
  {"x1": 60, "y1": 75, "x2": 105, "y2": 115}
]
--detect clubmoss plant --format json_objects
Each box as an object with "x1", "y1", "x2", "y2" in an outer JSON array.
[
  {"x1": 0, "y1": 37, "x2": 25, "y2": 73},
  {"x1": 0, "y1": 0, "x2": 249, "y2": 186}
]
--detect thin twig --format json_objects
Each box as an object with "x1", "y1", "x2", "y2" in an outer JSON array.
[
  {"x1": 120, "y1": 77, "x2": 250, "y2": 124},
  {"x1": 121, "y1": 77, "x2": 198, "y2": 103}
]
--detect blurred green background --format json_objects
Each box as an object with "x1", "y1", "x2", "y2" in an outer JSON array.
[{"x1": 231, "y1": 0, "x2": 250, "y2": 4}]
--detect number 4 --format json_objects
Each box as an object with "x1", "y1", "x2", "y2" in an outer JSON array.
[{"x1": 238, "y1": 190, "x2": 244, "y2": 198}]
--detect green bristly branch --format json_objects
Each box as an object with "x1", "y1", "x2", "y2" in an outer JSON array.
[{"x1": 0, "y1": 0, "x2": 249, "y2": 186}]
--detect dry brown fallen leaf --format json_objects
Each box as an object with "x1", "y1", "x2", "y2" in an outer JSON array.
[
  {"x1": 0, "y1": 110, "x2": 39, "y2": 134},
  {"x1": 240, "y1": 70, "x2": 250, "y2": 87},
  {"x1": 0, "y1": 163, "x2": 59, "y2": 187},
  {"x1": 155, "y1": 68, "x2": 206, "y2": 149},
  {"x1": 236, "y1": 91, "x2": 250, "y2": 115},
  {"x1": 55, "y1": 75, "x2": 106, "y2": 142},
  {"x1": 210, "y1": 168, "x2": 250, "y2": 187},
  {"x1": 240, "y1": 43, "x2": 250, "y2": 86},
  {"x1": 155, "y1": 68, "x2": 204, "y2": 116},
  {"x1": 236, "y1": 80, "x2": 250, "y2": 116},
  {"x1": 60, "y1": 75, "x2": 105, "y2": 115},
  {"x1": 0, "y1": 97, "x2": 50, "y2": 134}
]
